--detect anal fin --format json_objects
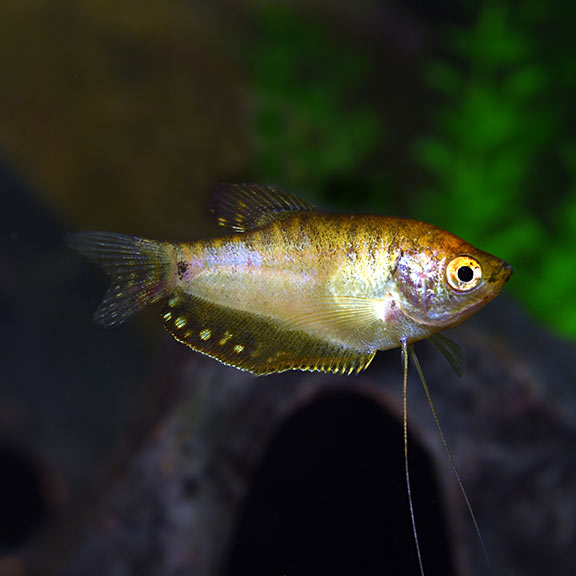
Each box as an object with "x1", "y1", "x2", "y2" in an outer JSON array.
[{"x1": 162, "y1": 291, "x2": 375, "y2": 375}]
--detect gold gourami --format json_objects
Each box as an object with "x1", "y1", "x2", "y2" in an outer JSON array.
[{"x1": 68, "y1": 184, "x2": 512, "y2": 375}]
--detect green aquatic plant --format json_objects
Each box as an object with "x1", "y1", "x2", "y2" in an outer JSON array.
[
  {"x1": 415, "y1": 1, "x2": 548, "y2": 264},
  {"x1": 248, "y1": 5, "x2": 383, "y2": 200},
  {"x1": 529, "y1": 145, "x2": 576, "y2": 335},
  {"x1": 415, "y1": 1, "x2": 576, "y2": 339}
]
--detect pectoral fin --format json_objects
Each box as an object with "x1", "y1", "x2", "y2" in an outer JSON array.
[
  {"x1": 429, "y1": 333, "x2": 464, "y2": 377},
  {"x1": 282, "y1": 296, "x2": 388, "y2": 349},
  {"x1": 162, "y1": 291, "x2": 375, "y2": 375}
]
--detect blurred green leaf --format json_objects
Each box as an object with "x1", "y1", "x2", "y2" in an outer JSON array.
[
  {"x1": 425, "y1": 61, "x2": 461, "y2": 96},
  {"x1": 414, "y1": 1, "x2": 576, "y2": 339},
  {"x1": 249, "y1": 5, "x2": 383, "y2": 198}
]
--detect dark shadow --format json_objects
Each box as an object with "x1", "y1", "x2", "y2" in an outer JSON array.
[
  {"x1": 224, "y1": 390, "x2": 456, "y2": 576},
  {"x1": 0, "y1": 445, "x2": 48, "y2": 551}
]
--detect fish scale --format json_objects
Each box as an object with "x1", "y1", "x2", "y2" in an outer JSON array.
[{"x1": 68, "y1": 183, "x2": 512, "y2": 373}]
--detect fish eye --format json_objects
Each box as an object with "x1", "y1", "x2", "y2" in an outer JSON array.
[
  {"x1": 457, "y1": 266, "x2": 474, "y2": 282},
  {"x1": 446, "y1": 256, "x2": 482, "y2": 291}
]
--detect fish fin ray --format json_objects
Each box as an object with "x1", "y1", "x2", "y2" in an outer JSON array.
[
  {"x1": 282, "y1": 296, "x2": 386, "y2": 348},
  {"x1": 403, "y1": 343, "x2": 425, "y2": 576},
  {"x1": 410, "y1": 345, "x2": 491, "y2": 569},
  {"x1": 429, "y1": 333, "x2": 464, "y2": 377},
  {"x1": 68, "y1": 232, "x2": 174, "y2": 327},
  {"x1": 211, "y1": 183, "x2": 314, "y2": 232},
  {"x1": 163, "y1": 292, "x2": 374, "y2": 375}
]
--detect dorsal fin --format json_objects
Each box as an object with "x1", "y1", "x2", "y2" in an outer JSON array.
[{"x1": 211, "y1": 184, "x2": 315, "y2": 232}]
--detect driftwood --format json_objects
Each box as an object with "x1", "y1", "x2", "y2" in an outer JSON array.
[{"x1": 27, "y1": 296, "x2": 574, "y2": 576}]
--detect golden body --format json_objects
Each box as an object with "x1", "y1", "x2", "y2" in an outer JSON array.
[
  {"x1": 70, "y1": 185, "x2": 512, "y2": 374},
  {"x1": 178, "y1": 214, "x2": 448, "y2": 351}
]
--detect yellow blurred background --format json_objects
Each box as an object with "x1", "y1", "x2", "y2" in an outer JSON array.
[{"x1": 0, "y1": 0, "x2": 251, "y2": 237}]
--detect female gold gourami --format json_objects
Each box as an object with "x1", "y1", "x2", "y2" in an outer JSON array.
[
  {"x1": 69, "y1": 184, "x2": 512, "y2": 574},
  {"x1": 68, "y1": 184, "x2": 512, "y2": 374}
]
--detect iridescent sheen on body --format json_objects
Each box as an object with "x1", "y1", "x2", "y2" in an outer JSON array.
[{"x1": 69, "y1": 184, "x2": 512, "y2": 374}]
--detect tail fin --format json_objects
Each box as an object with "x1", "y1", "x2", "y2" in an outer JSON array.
[{"x1": 68, "y1": 231, "x2": 175, "y2": 327}]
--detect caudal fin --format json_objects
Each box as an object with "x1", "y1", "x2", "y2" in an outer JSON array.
[{"x1": 68, "y1": 231, "x2": 175, "y2": 327}]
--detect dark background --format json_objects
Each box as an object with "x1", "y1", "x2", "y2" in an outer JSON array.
[{"x1": 1, "y1": 1, "x2": 575, "y2": 575}]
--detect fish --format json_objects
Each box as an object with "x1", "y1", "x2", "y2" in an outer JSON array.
[
  {"x1": 68, "y1": 184, "x2": 512, "y2": 574},
  {"x1": 68, "y1": 184, "x2": 512, "y2": 375}
]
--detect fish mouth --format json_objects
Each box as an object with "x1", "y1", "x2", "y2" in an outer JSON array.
[{"x1": 492, "y1": 260, "x2": 513, "y2": 284}]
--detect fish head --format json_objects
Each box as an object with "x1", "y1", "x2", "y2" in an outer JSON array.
[{"x1": 392, "y1": 225, "x2": 513, "y2": 336}]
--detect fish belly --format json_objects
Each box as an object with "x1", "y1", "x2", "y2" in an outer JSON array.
[{"x1": 161, "y1": 219, "x2": 398, "y2": 373}]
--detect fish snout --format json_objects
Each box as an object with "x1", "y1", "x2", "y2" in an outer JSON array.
[{"x1": 492, "y1": 260, "x2": 513, "y2": 284}]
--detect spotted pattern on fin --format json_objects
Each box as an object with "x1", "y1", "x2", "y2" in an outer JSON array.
[
  {"x1": 68, "y1": 231, "x2": 173, "y2": 327},
  {"x1": 162, "y1": 291, "x2": 375, "y2": 375},
  {"x1": 211, "y1": 184, "x2": 315, "y2": 232}
]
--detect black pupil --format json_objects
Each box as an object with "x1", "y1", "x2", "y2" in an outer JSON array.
[{"x1": 457, "y1": 266, "x2": 474, "y2": 282}]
